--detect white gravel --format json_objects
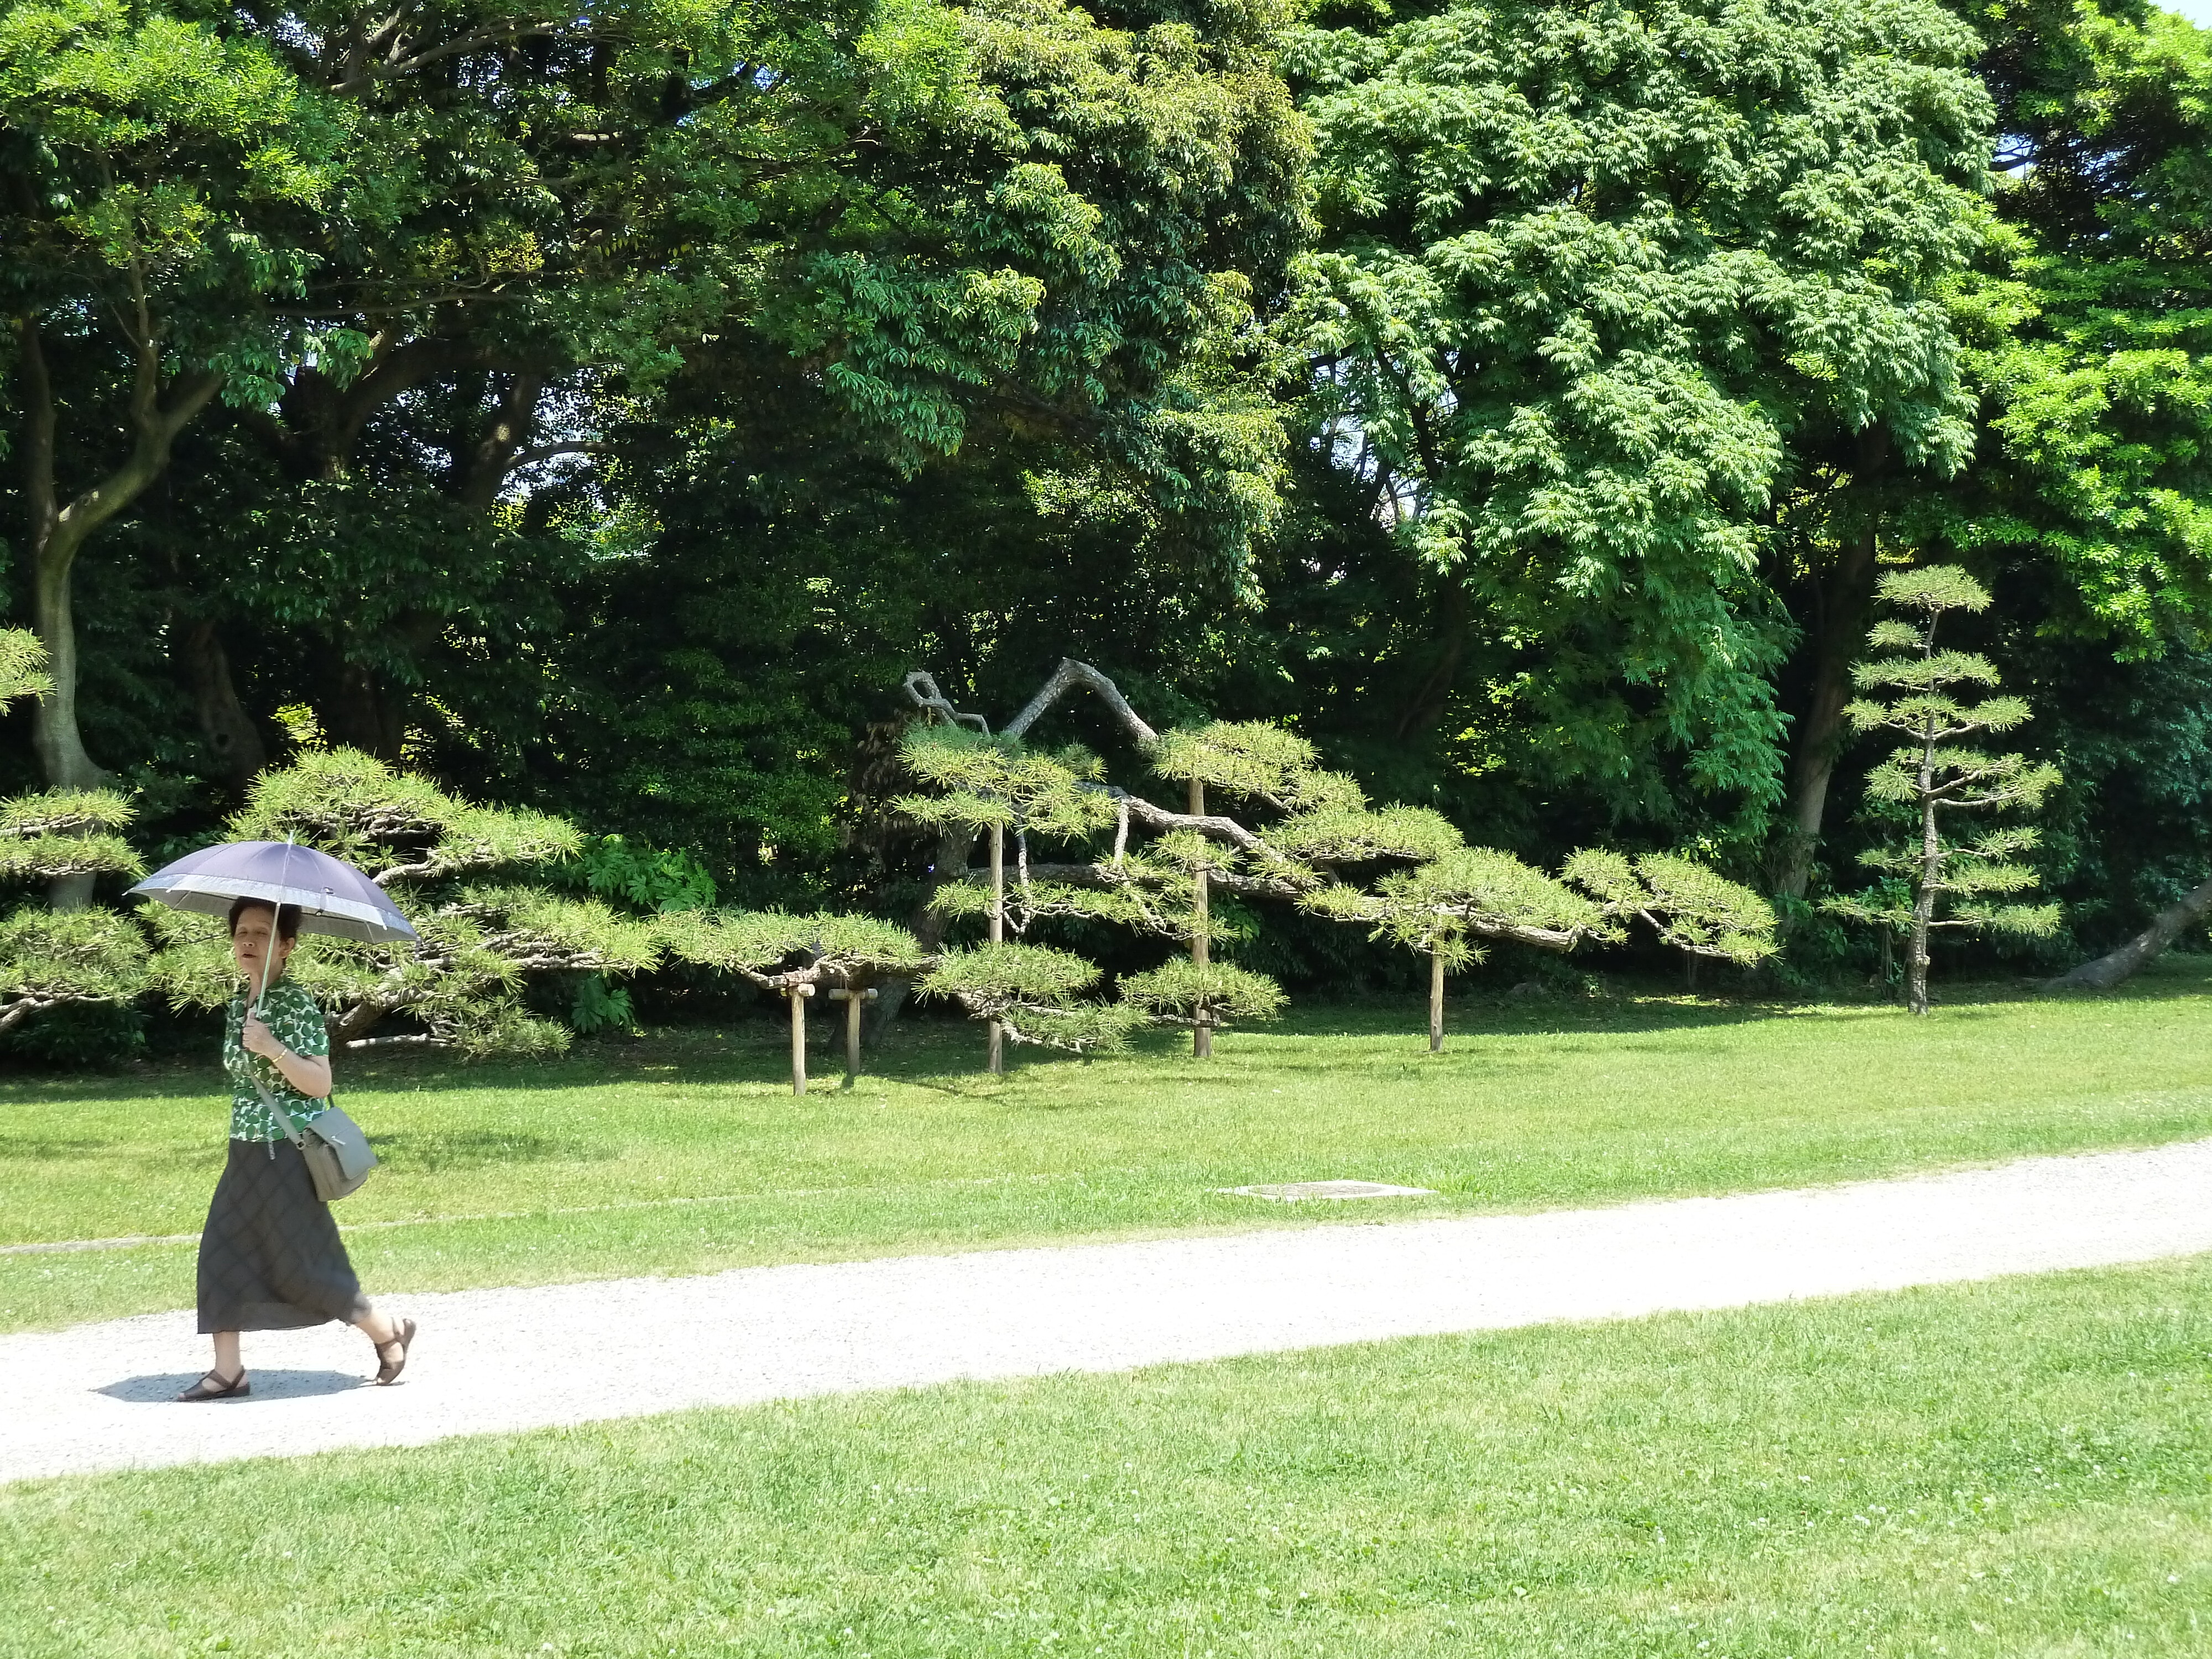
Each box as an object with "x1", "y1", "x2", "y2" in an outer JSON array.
[{"x1": 6, "y1": 1138, "x2": 2210, "y2": 1485}]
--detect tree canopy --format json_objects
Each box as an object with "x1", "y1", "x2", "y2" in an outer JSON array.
[{"x1": 6, "y1": 0, "x2": 2211, "y2": 1043}]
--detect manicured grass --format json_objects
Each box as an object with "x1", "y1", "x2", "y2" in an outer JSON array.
[
  {"x1": 6, "y1": 961, "x2": 2212, "y2": 1333},
  {"x1": 6, "y1": 1254, "x2": 2209, "y2": 1655}
]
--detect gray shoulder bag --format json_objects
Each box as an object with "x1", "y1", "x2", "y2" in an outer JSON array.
[{"x1": 253, "y1": 1076, "x2": 379, "y2": 1202}]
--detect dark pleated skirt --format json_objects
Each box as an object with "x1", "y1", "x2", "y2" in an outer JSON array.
[{"x1": 197, "y1": 1138, "x2": 371, "y2": 1333}]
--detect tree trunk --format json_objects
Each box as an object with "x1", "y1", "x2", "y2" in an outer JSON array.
[
  {"x1": 2045, "y1": 877, "x2": 2212, "y2": 993},
  {"x1": 175, "y1": 616, "x2": 269, "y2": 792},
  {"x1": 28, "y1": 529, "x2": 112, "y2": 796},
  {"x1": 1428, "y1": 945, "x2": 1444, "y2": 1053},
  {"x1": 15, "y1": 310, "x2": 220, "y2": 906},
  {"x1": 329, "y1": 659, "x2": 408, "y2": 760},
  {"x1": 1776, "y1": 519, "x2": 1881, "y2": 907},
  {"x1": 988, "y1": 821, "x2": 1004, "y2": 1074},
  {"x1": 1907, "y1": 738, "x2": 1939, "y2": 1017},
  {"x1": 457, "y1": 374, "x2": 542, "y2": 511},
  {"x1": 19, "y1": 321, "x2": 113, "y2": 802},
  {"x1": 1393, "y1": 585, "x2": 1468, "y2": 743},
  {"x1": 1190, "y1": 778, "x2": 1211, "y2": 1059}
]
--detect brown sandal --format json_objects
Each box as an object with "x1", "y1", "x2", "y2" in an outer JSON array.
[
  {"x1": 373, "y1": 1317, "x2": 416, "y2": 1385},
  {"x1": 176, "y1": 1368, "x2": 249, "y2": 1402}
]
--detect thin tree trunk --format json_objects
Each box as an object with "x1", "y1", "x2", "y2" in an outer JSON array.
[
  {"x1": 1428, "y1": 945, "x2": 1444, "y2": 1053},
  {"x1": 988, "y1": 822, "x2": 1004, "y2": 1074},
  {"x1": 2045, "y1": 877, "x2": 2212, "y2": 993},
  {"x1": 27, "y1": 520, "x2": 103, "y2": 790},
  {"x1": 1190, "y1": 778, "x2": 1211, "y2": 1059},
  {"x1": 1776, "y1": 519, "x2": 1881, "y2": 907},
  {"x1": 1908, "y1": 727, "x2": 1939, "y2": 1016}
]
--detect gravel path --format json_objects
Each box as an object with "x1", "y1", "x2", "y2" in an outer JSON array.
[{"x1": 7, "y1": 1138, "x2": 2210, "y2": 1485}]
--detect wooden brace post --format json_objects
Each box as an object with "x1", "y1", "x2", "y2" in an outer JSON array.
[
  {"x1": 1429, "y1": 945, "x2": 1445, "y2": 1054},
  {"x1": 1189, "y1": 778, "x2": 1211, "y2": 1059},
  {"x1": 826, "y1": 986, "x2": 878, "y2": 1084},
  {"x1": 789, "y1": 983, "x2": 815, "y2": 1095},
  {"x1": 988, "y1": 821, "x2": 1005, "y2": 1074}
]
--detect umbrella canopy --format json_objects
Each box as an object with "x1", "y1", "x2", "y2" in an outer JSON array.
[{"x1": 129, "y1": 840, "x2": 418, "y2": 945}]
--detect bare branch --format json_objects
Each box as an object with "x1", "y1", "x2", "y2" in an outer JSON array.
[
  {"x1": 901, "y1": 671, "x2": 990, "y2": 732},
  {"x1": 1003, "y1": 658, "x2": 1160, "y2": 745}
]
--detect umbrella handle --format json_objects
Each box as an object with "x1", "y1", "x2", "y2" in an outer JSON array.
[{"x1": 252, "y1": 837, "x2": 296, "y2": 1017}]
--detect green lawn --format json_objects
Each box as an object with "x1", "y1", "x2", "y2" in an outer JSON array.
[
  {"x1": 5, "y1": 1254, "x2": 2208, "y2": 1656},
  {"x1": 6, "y1": 962, "x2": 2212, "y2": 1333}
]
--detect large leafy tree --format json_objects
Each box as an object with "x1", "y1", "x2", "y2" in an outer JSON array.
[
  {"x1": 118, "y1": 0, "x2": 1311, "y2": 797},
  {"x1": 1785, "y1": 1, "x2": 2212, "y2": 935},
  {"x1": 1, "y1": 0, "x2": 353, "y2": 801},
  {"x1": 1286, "y1": 0, "x2": 1994, "y2": 841},
  {"x1": 1947, "y1": 4, "x2": 2212, "y2": 644}
]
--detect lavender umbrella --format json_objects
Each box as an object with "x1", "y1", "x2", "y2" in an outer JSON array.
[{"x1": 129, "y1": 839, "x2": 418, "y2": 946}]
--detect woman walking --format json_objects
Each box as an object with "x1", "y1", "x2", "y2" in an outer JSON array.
[{"x1": 176, "y1": 898, "x2": 415, "y2": 1401}]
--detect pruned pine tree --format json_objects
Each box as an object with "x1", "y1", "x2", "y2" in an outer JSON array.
[
  {"x1": 662, "y1": 910, "x2": 929, "y2": 1092},
  {"x1": 902, "y1": 661, "x2": 1454, "y2": 1058},
  {"x1": 0, "y1": 630, "x2": 148, "y2": 1034},
  {"x1": 1307, "y1": 848, "x2": 1775, "y2": 1051},
  {"x1": 1146, "y1": 721, "x2": 1435, "y2": 1056},
  {"x1": 1559, "y1": 852, "x2": 1781, "y2": 969},
  {"x1": 1118, "y1": 959, "x2": 1287, "y2": 1039},
  {"x1": 917, "y1": 942, "x2": 1145, "y2": 1058},
  {"x1": 896, "y1": 725, "x2": 1120, "y2": 1071},
  {"x1": 1306, "y1": 849, "x2": 1598, "y2": 1051},
  {"x1": 148, "y1": 749, "x2": 657, "y2": 1056},
  {"x1": 1825, "y1": 568, "x2": 2061, "y2": 1014}
]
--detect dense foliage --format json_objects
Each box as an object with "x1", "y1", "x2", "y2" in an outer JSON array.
[{"x1": 5, "y1": 0, "x2": 2210, "y2": 1040}]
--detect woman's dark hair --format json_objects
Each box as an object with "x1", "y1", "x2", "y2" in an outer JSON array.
[{"x1": 227, "y1": 898, "x2": 303, "y2": 940}]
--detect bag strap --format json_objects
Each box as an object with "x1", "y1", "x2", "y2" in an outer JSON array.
[
  {"x1": 249, "y1": 1072, "x2": 308, "y2": 1147},
  {"x1": 241, "y1": 992, "x2": 311, "y2": 1147}
]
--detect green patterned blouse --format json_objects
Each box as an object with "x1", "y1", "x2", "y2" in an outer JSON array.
[{"x1": 224, "y1": 978, "x2": 334, "y2": 1142}]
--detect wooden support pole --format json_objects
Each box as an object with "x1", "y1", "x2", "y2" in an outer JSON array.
[
  {"x1": 789, "y1": 983, "x2": 815, "y2": 1096},
  {"x1": 1430, "y1": 945, "x2": 1445, "y2": 1054},
  {"x1": 827, "y1": 986, "x2": 878, "y2": 1085},
  {"x1": 988, "y1": 820, "x2": 1005, "y2": 1075},
  {"x1": 1190, "y1": 778, "x2": 1211, "y2": 1059}
]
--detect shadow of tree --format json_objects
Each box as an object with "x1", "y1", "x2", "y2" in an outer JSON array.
[
  {"x1": 0, "y1": 1134, "x2": 226, "y2": 1167},
  {"x1": 366, "y1": 1130, "x2": 613, "y2": 1171},
  {"x1": 2, "y1": 957, "x2": 2206, "y2": 1103}
]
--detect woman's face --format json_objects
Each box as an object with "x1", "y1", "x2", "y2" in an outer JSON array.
[{"x1": 230, "y1": 908, "x2": 295, "y2": 986}]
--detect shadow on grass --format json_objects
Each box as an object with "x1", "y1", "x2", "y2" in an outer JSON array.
[
  {"x1": 0, "y1": 1133, "x2": 226, "y2": 1168},
  {"x1": 4, "y1": 958, "x2": 2207, "y2": 1105},
  {"x1": 367, "y1": 1130, "x2": 615, "y2": 1171}
]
